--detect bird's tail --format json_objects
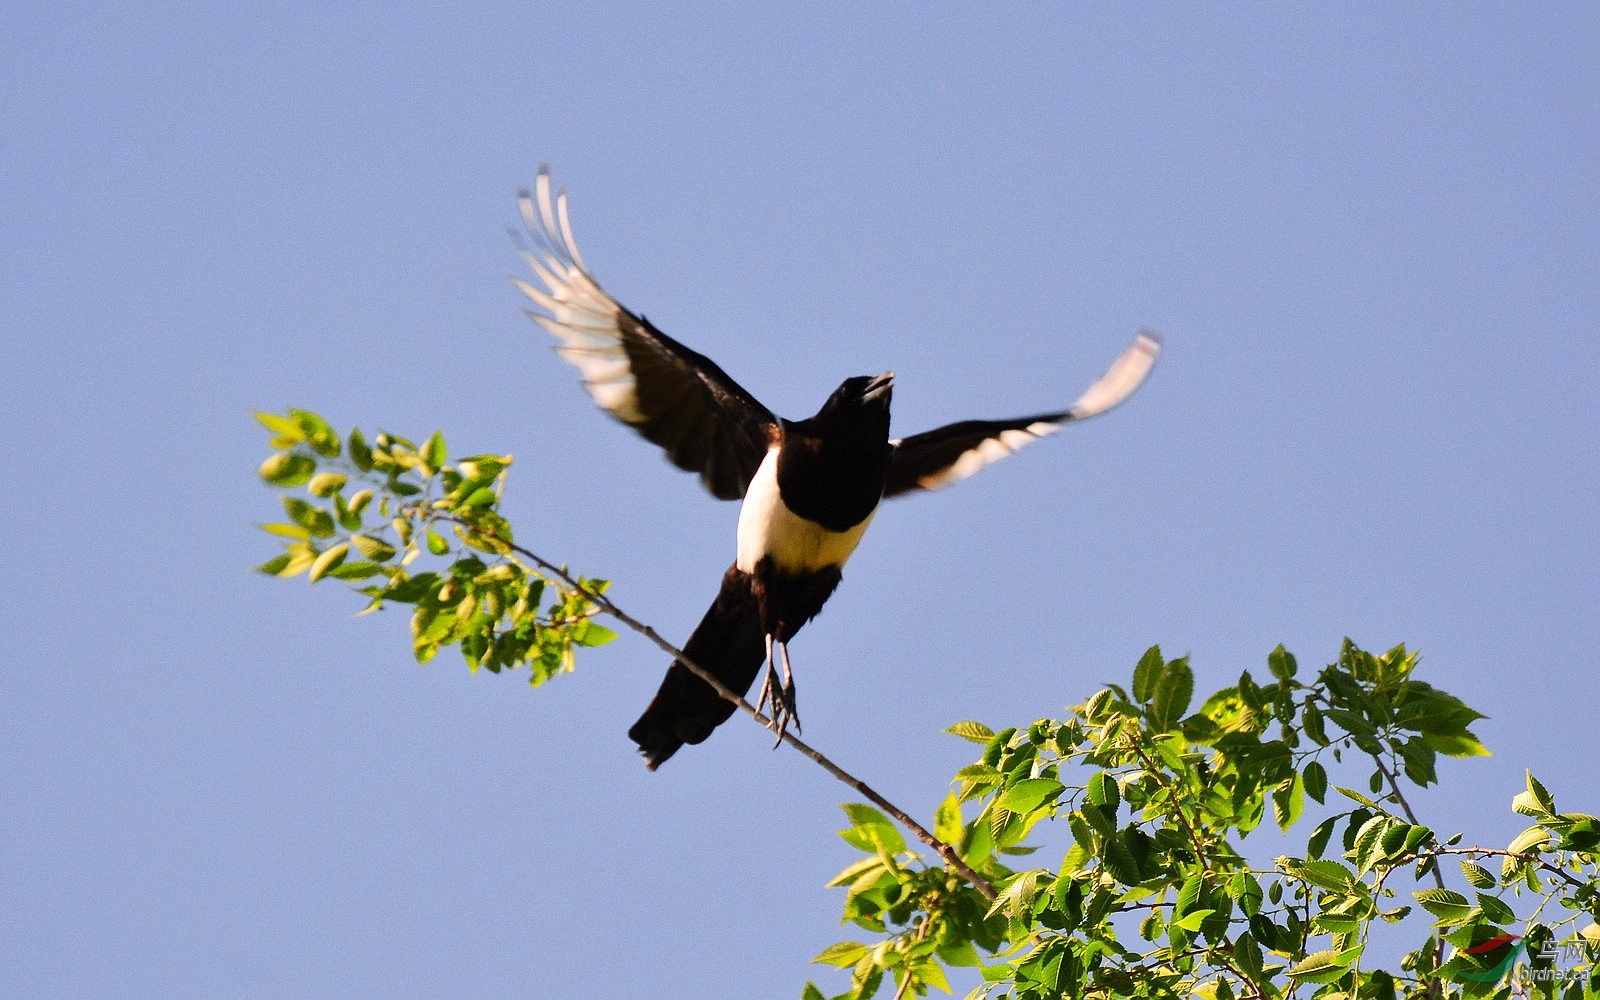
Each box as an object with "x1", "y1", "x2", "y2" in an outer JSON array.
[{"x1": 627, "y1": 566, "x2": 767, "y2": 769}]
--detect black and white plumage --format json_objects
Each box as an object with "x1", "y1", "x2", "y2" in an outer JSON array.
[{"x1": 516, "y1": 167, "x2": 1160, "y2": 768}]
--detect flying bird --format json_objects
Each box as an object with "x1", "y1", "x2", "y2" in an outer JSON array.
[{"x1": 515, "y1": 168, "x2": 1160, "y2": 769}]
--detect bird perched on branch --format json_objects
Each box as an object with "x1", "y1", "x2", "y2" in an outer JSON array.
[{"x1": 515, "y1": 167, "x2": 1160, "y2": 769}]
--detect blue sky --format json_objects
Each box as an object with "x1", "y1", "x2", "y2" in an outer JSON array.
[{"x1": 3, "y1": 5, "x2": 1597, "y2": 997}]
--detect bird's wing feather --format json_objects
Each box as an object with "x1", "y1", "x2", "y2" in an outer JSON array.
[
  {"x1": 515, "y1": 167, "x2": 779, "y2": 501},
  {"x1": 882, "y1": 331, "x2": 1160, "y2": 497}
]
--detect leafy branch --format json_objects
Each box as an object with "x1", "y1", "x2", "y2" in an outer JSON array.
[
  {"x1": 254, "y1": 409, "x2": 1599, "y2": 1000},
  {"x1": 254, "y1": 409, "x2": 995, "y2": 900},
  {"x1": 804, "y1": 647, "x2": 1597, "y2": 1000}
]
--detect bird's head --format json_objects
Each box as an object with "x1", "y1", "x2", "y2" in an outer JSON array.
[
  {"x1": 802, "y1": 371, "x2": 894, "y2": 447},
  {"x1": 815, "y1": 370, "x2": 893, "y2": 421}
]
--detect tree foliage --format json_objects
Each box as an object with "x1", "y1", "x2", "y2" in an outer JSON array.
[
  {"x1": 255, "y1": 409, "x2": 616, "y2": 682},
  {"x1": 806, "y1": 644, "x2": 1596, "y2": 1000},
  {"x1": 256, "y1": 412, "x2": 1598, "y2": 1000}
]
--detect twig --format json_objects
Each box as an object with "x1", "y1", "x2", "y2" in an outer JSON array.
[
  {"x1": 1367, "y1": 751, "x2": 1446, "y2": 891},
  {"x1": 438, "y1": 512, "x2": 999, "y2": 901},
  {"x1": 894, "y1": 916, "x2": 934, "y2": 1000},
  {"x1": 1398, "y1": 847, "x2": 1588, "y2": 892},
  {"x1": 1305, "y1": 690, "x2": 1449, "y2": 996},
  {"x1": 1127, "y1": 739, "x2": 1211, "y2": 871}
]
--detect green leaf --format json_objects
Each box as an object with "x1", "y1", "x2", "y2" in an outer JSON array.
[
  {"x1": 1273, "y1": 772, "x2": 1305, "y2": 832},
  {"x1": 426, "y1": 529, "x2": 450, "y2": 555},
  {"x1": 1380, "y1": 823, "x2": 1432, "y2": 862},
  {"x1": 307, "y1": 542, "x2": 349, "y2": 584},
  {"x1": 266, "y1": 544, "x2": 317, "y2": 577},
  {"x1": 382, "y1": 572, "x2": 441, "y2": 605},
  {"x1": 1303, "y1": 761, "x2": 1328, "y2": 804},
  {"x1": 571, "y1": 622, "x2": 617, "y2": 647},
  {"x1": 328, "y1": 561, "x2": 381, "y2": 581},
  {"x1": 1477, "y1": 892, "x2": 1515, "y2": 925},
  {"x1": 422, "y1": 430, "x2": 447, "y2": 471},
  {"x1": 1149, "y1": 657, "x2": 1193, "y2": 731},
  {"x1": 1412, "y1": 888, "x2": 1471, "y2": 924},
  {"x1": 292, "y1": 410, "x2": 341, "y2": 457},
  {"x1": 1132, "y1": 645, "x2": 1165, "y2": 703},
  {"x1": 351, "y1": 534, "x2": 396, "y2": 562},
  {"x1": 1393, "y1": 681, "x2": 1487, "y2": 736},
  {"x1": 1172, "y1": 908, "x2": 1215, "y2": 932},
  {"x1": 825, "y1": 857, "x2": 887, "y2": 896},
  {"x1": 1521, "y1": 770, "x2": 1556, "y2": 815},
  {"x1": 1303, "y1": 702, "x2": 1330, "y2": 745},
  {"x1": 1511, "y1": 792, "x2": 1545, "y2": 816},
  {"x1": 954, "y1": 763, "x2": 1002, "y2": 786},
  {"x1": 1229, "y1": 871, "x2": 1265, "y2": 917},
  {"x1": 457, "y1": 486, "x2": 497, "y2": 509},
  {"x1": 987, "y1": 868, "x2": 1046, "y2": 919},
  {"x1": 259, "y1": 522, "x2": 310, "y2": 540},
  {"x1": 333, "y1": 493, "x2": 361, "y2": 532},
  {"x1": 934, "y1": 792, "x2": 962, "y2": 846},
  {"x1": 1460, "y1": 861, "x2": 1497, "y2": 890},
  {"x1": 348, "y1": 428, "x2": 373, "y2": 472},
  {"x1": 1100, "y1": 830, "x2": 1143, "y2": 884},
  {"x1": 255, "y1": 411, "x2": 303, "y2": 440},
  {"x1": 457, "y1": 455, "x2": 507, "y2": 480},
  {"x1": 1422, "y1": 730, "x2": 1491, "y2": 758},
  {"x1": 997, "y1": 778, "x2": 1065, "y2": 816},
  {"x1": 1287, "y1": 950, "x2": 1346, "y2": 984},
  {"x1": 839, "y1": 804, "x2": 906, "y2": 856},
  {"x1": 1350, "y1": 815, "x2": 1390, "y2": 875},
  {"x1": 811, "y1": 942, "x2": 870, "y2": 968},
  {"x1": 260, "y1": 452, "x2": 316, "y2": 486},
  {"x1": 283, "y1": 497, "x2": 336, "y2": 537},
  {"x1": 1233, "y1": 931, "x2": 1264, "y2": 979},
  {"x1": 1400, "y1": 737, "x2": 1438, "y2": 787},
  {"x1": 1324, "y1": 707, "x2": 1377, "y2": 738},
  {"x1": 1085, "y1": 771, "x2": 1120, "y2": 815},
  {"x1": 981, "y1": 962, "x2": 1014, "y2": 982},
  {"x1": 1307, "y1": 817, "x2": 1337, "y2": 860},
  {"x1": 307, "y1": 472, "x2": 347, "y2": 497},
  {"x1": 913, "y1": 958, "x2": 950, "y2": 995},
  {"x1": 256, "y1": 553, "x2": 292, "y2": 575},
  {"x1": 1556, "y1": 815, "x2": 1600, "y2": 851},
  {"x1": 1268, "y1": 644, "x2": 1298, "y2": 681},
  {"x1": 1334, "y1": 786, "x2": 1383, "y2": 811},
  {"x1": 1506, "y1": 826, "x2": 1551, "y2": 855},
  {"x1": 945, "y1": 720, "x2": 995, "y2": 744},
  {"x1": 1175, "y1": 870, "x2": 1205, "y2": 916},
  {"x1": 1285, "y1": 859, "x2": 1354, "y2": 891}
]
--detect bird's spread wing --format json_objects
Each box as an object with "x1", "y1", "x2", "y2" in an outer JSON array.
[
  {"x1": 515, "y1": 167, "x2": 779, "y2": 501},
  {"x1": 882, "y1": 331, "x2": 1161, "y2": 498}
]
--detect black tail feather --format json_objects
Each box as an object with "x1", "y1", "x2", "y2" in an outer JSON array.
[{"x1": 627, "y1": 567, "x2": 767, "y2": 769}]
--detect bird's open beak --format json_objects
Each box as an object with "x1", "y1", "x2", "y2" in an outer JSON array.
[{"x1": 863, "y1": 371, "x2": 894, "y2": 404}]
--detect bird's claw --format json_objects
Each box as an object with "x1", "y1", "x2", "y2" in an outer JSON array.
[{"x1": 757, "y1": 636, "x2": 801, "y2": 747}]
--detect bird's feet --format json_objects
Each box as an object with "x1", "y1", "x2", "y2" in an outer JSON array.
[{"x1": 756, "y1": 634, "x2": 801, "y2": 747}]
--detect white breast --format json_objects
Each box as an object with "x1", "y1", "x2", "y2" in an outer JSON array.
[{"x1": 736, "y1": 448, "x2": 876, "y2": 575}]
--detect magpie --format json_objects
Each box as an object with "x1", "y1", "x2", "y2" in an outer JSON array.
[{"x1": 515, "y1": 168, "x2": 1160, "y2": 769}]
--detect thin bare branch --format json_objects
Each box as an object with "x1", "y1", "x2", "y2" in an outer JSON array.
[
  {"x1": 1369, "y1": 752, "x2": 1447, "y2": 891},
  {"x1": 1401, "y1": 847, "x2": 1589, "y2": 892},
  {"x1": 436, "y1": 511, "x2": 999, "y2": 901}
]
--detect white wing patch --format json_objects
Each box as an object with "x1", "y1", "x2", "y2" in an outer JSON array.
[
  {"x1": 892, "y1": 332, "x2": 1160, "y2": 492},
  {"x1": 515, "y1": 168, "x2": 646, "y2": 424},
  {"x1": 1067, "y1": 330, "x2": 1161, "y2": 419},
  {"x1": 905, "y1": 420, "x2": 1063, "y2": 492}
]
